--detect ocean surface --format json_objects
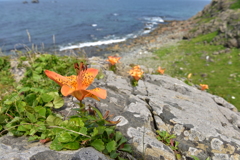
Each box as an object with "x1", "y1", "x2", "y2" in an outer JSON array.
[{"x1": 0, "y1": 0, "x2": 211, "y2": 54}]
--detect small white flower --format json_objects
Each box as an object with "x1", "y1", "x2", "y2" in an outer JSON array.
[{"x1": 232, "y1": 96, "x2": 236, "y2": 99}]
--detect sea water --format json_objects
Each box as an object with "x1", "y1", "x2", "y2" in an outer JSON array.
[{"x1": 0, "y1": 0, "x2": 211, "y2": 54}]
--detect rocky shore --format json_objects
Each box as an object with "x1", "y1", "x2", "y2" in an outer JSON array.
[
  {"x1": 2, "y1": 0, "x2": 240, "y2": 159},
  {"x1": 59, "y1": 20, "x2": 194, "y2": 69}
]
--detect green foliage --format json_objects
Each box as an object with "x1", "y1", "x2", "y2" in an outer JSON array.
[
  {"x1": 191, "y1": 31, "x2": 218, "y2": 43},
  {"x1": 156, "y1": 130, "x2": 179, "y2": 151},
  {"x1": 0, "y1": 56, "x2": 15, "y2": 99},
  {"x1": 230, "y1": 0, "x2": 240, "y2": 9},
  {"x1": 153, "y1": 39, "x2": 240, "y2": 110},
  {"x1": 0, "y1": 54, "x2": 131, "y2": 159},
  {"x1": 191, "y1": 155, "x2": 211, "y2": 160},
  {"x1": 156, "y1": 130, "x2": 181, "y2": 159}
]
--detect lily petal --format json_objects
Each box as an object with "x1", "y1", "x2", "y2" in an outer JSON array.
[
  {"x1": 77, "y1": 68, "x2": 98, "y2": 90},
  {"x1": 79, "y1": 88, "x2": 107, "y2": 101},
  {"x1": 61, "y1": 85, "x2": 75, "y2": 96},
  {"x1": 45, "y1": 70, "x2": 69, "y2": 86}
]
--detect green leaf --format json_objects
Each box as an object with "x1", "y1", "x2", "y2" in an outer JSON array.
[
  {"x1": 91, "y1": 139, "x2": 105, "y2": 152},
  {"x1": 79, "y1": 127, "x2": 88, "y2": 135},
  {"x1": 28, "y1": 135, "x2": 39, "y2": 141},
  {"x1": 34, "y1": 106, "x2": 46, "y2": 118},
  {"x1": 24, "y1": 106, "x2": 35, "y2": 114},
  {"x1": 117, "y1": 137, "x2": 127, "y2": 147},
  {"x1": 58, "y1": 132, "x2": 73, "y2": 143},
  {"x1": 26, "y1": 112, "x2": 37, "y2": 123},
  {"x1": 191, "y1": 156, "x2": 200, "y2": 160},
  {"x1": 120, "y1": 144, "x2": 132, "y2": 153},
  {"x1": 0, "y1": 125, "x2": 2, "y2": 130},
  {"x1": 41, "y1": 93, "x2": 54, "y2": 103},
  {"x1": 29, "y1": 128, "x2": 37, "y2": 135},
  {"x1": 25, "y1": 93, "x2": 37, "y2": 106},
  {"x1": 69, "y1": 118, "x2": 84, "y2": 127},
  {"x1": 16, "y1": 101, "x2": 26, "y2": 113},
  {"x1": 18, "y1": 87, "x2": 31, "y2": 93},
  {"x1": 106, "y1": 140, "x2": 117, "y2": 153},
  {"x1": 63, "y1": 142, "x2": 80, "y2": 150},
  {"x1": 35, "y1": 66, "x2": 43, "y2": 74},
  {"x1": 32, "y1": 73, "x2": 42, "y2": 81},
  {"x1": 50, "y1": 138, "x2": 64, "y2": 151},
  {"x1": 17, "y1": 122, "x2": 32, "y2": 131},
  {"x1": 46, "y1": 115, "x2": 63, "y2": 126},
  {"x1": 36, "y1": 121, "x2": 46, "y2": 131},
  {"x1": 110, "y1": 151, "x2": 120, "y2": 159},
  {"x1": 7, "y1": 117, "x2": 21, "y2": 126},
  {"x1": 115, "y1": 131, "x2": 123, "y2": 142},
  {"x1": 53, "y1": 96, "x2": 64, "y2": 109},
  {"x1": 4, "y1": 99, "x2": 14, "y2": 105},
  {"x1": 105, "y1": 128, "x2": 114, "y2": 138},
  {"x1": 0, "y1": 114, "x2": 8, "y2": 124},
  {"x1": 91, "y1": 127, "x2": 98, "y2": 137},
  {"x1": 45, "y1": 102, "x2": 53, "y2": 108},
  {"x1": 118, "y1": 157, "x2": 127, "y2": 160}
]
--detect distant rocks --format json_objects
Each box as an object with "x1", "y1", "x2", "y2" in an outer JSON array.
[
  {"x1": 22, "y1": 0, "x2": 39, "y2": 3},
  {"x1": 184, "y1": 0, "x2": 240, "y2": 48},
  {"x1": 32, "y1": 0, "x2": 39, "y2": 3}
]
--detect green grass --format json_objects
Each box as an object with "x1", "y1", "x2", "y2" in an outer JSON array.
[
  {"x1": 153, "y1": 36, "x2": 240, "y2": 110},
  {"x1": 191, "y1": 31, "x2": 218, "y2": 43},
  {"x1": 230, "y1": 0, "x2": 240, "y2": 9}
]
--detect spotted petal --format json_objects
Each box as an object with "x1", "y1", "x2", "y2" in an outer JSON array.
[
  {"x1": 77, "y1": 68, "x2": 98, "y2": 90},
  {"x1": 45, "y1": 70, "x2": 77, "y2": 87}
]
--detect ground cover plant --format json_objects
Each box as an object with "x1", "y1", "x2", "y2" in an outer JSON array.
[
  {"x1": 0, "y1": 54, "x2": 132, "y2": 159},
  {"x1": 0, "y1": 56, "x2": 15, "y2": 100},
  {"x1": 153, "y1": 34, "x2": 240, "y2": 110}
]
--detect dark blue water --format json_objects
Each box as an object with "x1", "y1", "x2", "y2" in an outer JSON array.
[{"x1": 0, "y1": 0, "x2": 211, "y2": 53}]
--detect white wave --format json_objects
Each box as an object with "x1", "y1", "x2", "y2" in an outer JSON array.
[
  {"x1": 113, "y1": 13, "x2": 118, "y2": 16},
  {"x1": 92, "y1": 24, "x2": 97, "y2": 27},
  {"x1": 143, "y1": 16, "x2": 164, "y2": 23},
  {"x1": 60, "y1": 38, "x2": 126, "y2": 51}
]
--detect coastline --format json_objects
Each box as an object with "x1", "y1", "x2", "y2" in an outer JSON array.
[{"x1": 59, "y1": 20, "x2": 194, "y2": 68}]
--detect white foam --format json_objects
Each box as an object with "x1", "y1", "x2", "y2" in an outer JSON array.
[
  {"x1": 92, "y1": 24, "x2": 97, "y2": 27},
  {"x1": 60, "y1": 38, "x2": 126, "y2": 51},
  {"x1": 143, "y1": 16, "x2": 164, "y2": 23}
]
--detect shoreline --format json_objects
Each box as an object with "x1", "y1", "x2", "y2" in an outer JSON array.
[{"x1": 59, "y1": 19, "x2": 194, "y2": 68}]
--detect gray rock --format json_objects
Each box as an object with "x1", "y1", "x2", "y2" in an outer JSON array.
[{"x1": 0, "y1": 136, "x2": 112, "y2": 160}]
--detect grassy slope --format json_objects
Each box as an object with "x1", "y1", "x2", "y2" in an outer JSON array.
[{"x1": 153, "y1": 32, "x2": 240, "y2": 110}]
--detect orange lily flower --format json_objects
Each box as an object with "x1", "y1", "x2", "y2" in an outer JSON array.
[
  {"x1": 45, "y1": 64, "x2": 107, "y2": 101},
  {"x1": 200, "y1": 84, "x2": 209, "y2": 91},
  {"x1": 128, "y1": 65, "x2": 144, "y2": 81},
  {"x1": 157, "y1": 66, "x2": 165, "y2": 75},
  {"x1": 107, "y1": 56, "x2": 121, "y2": 65}
]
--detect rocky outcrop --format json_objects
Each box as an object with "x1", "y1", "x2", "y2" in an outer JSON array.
[
  {"x1": 184, "y1": 0, "x2": 240, "y2": 48},
  {"x1": 2, "y1": 57, "x2": 240, "y2": 160}
]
